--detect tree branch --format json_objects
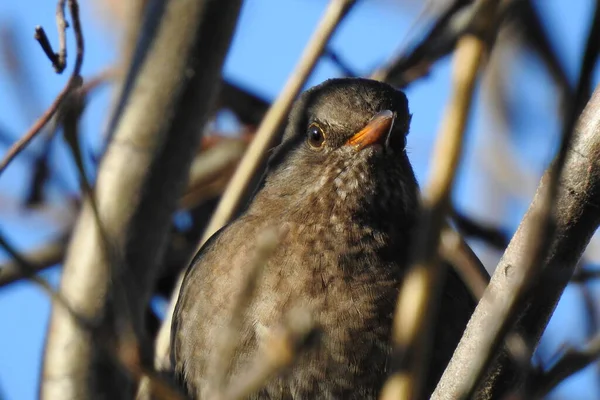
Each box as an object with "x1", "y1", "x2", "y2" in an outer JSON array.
[
  {"x1": 0, "y1": 0, "x2": 84, "y2": 178},
  {"x1": 201, "y1": 0, "x2": 357, "y2": 243},
  {"x1": 433, "y1": 2, "x2": 600, "y2": 396},
  {"x1": 531, "y1": 333, "x2": 600, "y2": 397},
  {"x1": 433, "y1": 84, "x2": 600, "y2": 399},
  {"x1": 379, "y1": 2, "x2": 499, "y2": 398},
  {"x1": 40, "y1": 0, "x2": 242, "y2": 398},
  {"x1": 152, "y1": 0, "x2": 358, "y2": 377},
  {"x1": 0, "y1": 237, "x2": 66, "y2": 287}
]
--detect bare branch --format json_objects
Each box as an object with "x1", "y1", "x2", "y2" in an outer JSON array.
[
  {"x1": 452, "y1": 208, "x2": 509, "y2": 250},
  {"x1": 531, "y1": 333, "x2": 600, "y2": 397},
  {"x1": 0, "y1": 0, "x2": 84, "y2": 178},
  {"x1": 34, "y1": 26, "x2": 63, "y2": 73},
  {"x1": 41, "y1": 0, "x2": 243, "y2": 398},
  {"x1": 201, "y1": 0, "x2": 357, "y2": 243},
  {"x1": 323, "y1": 47, "x2": 357, "y2": 77},
  {"x1": 211, "y1": 228, "x2": 282, "y2": 394},
  {"x1": 379, "y1": 2, "x2": 499, "y2": 398},
  {"x1": 433, "y1": 3, "x2": 600, "y2": 397},
  {"x1": 0, "y1": 230, "x2": 94, "y2": 329},
  {"x1": 55, "y1": 0, "x2": 68, "y2": 72},
  {"x1": 439, "y1": 226, "x2": 489, "y2": 300},
  {"x1": 222, "y1": 309, "x2": 319, "y2": 400},
  {"x1": 33, "y1": 0, "x2": 69, "y2": 73},
  {"x1": 0, "y1": 237, "x2": 66, "y2": 287},
  {"x1": 218, "y1": 80, "x2": 270, "y2": 127},
  {"x1": 372, "y1": 0, "x2": 486, "y2": 87},
  {"x1": 433, "y1": 87, "x2": 600, "y2": 399}
]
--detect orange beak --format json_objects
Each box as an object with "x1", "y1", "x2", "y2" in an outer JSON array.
[{"x1": 346, "y1": 110, "x2": 395, "y2": 150}]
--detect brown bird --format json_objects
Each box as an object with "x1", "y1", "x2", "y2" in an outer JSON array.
[{"x1": 171, "y1": 78, "x2": 479, "y2": 399}]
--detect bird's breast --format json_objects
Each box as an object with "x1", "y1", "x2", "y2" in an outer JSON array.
[{"x1": 237, "y1": 218, "x2": 403, "y2": 399}]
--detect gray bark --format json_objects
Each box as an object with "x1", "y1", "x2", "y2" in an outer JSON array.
[
  {"x1": 40, "y1": 1, "x2": 242, "y2": 399},
  {"x1": 433, "y1": 85, "x2": 600, "y2": 398}
]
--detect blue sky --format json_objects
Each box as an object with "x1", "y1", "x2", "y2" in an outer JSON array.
[{"x1": 0, "y1": 0, "x2": 599, "y2": 399}]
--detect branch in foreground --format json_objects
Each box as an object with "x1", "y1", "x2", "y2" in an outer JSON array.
[
  {"x1": 152, "y1": 0, "x2": 358, "y2": 378},
  {"x1": 201, "y1": 0, "x2": 357, "y2": 243},
  {"x1": 379, "y1": 2, "x2": 499, "y2": 397},
  {"x1": 222, "y1": 309, "x2": 319, "y2": 400},
  {"x1": 41, "y1": 0, "x2": 243, "y2": 399},
  {"x1": 210, "y1": 228, "x2": 281, "y2": 394},
  {"x1": 433, "y1": 84, "x2": 600, "y2": 399},
  {"x1": 433, "y1": 3, "x2": 600, "y2": 396}
]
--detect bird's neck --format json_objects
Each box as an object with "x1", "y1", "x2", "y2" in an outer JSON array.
[{"x1": 248, "y1": 182, "x2": 416, "y2": 235}]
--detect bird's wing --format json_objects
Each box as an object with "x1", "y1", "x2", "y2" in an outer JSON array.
[
  {"x1": 170, "y1": 222, "x2": 229, "y2": 367},
  {"x1": 169, "y1": 215, "x2": 262, "y2": 396}
]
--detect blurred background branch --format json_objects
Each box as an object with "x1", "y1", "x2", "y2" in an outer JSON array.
[{"x1": 40, "y1": 0, "x2": 242, "y2": 399}]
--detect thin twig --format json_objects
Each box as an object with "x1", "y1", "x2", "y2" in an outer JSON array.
[
  {"x1": 0, "y1": 230, "x2": 93, "y2": 329},
  {"x1": 0, "y1": 0, "x2": 84, "y2": 178},
  {"x1": 0, "y1": 78, "x2": 76, "y2": 177},
  {"x1": 432, "y1": 2, "x2": 600, "y2": 397},
  {"x1": 25, "y1": 67, "x2": 116, "y2": 205},
  {"x1": 34, "y1": 26, "x2": 63, "y2": 73},
  {"x1": 532, "y1": 333, "x2": 600, "y2": 397},
  {"x1": 0, "y1": 237, "x2": 66, "y2": 287},
  {"x1": 439, "y1": 226, "x2": 489, "y2": 300},
  {"x1": 67, "y1": 0, "x2": 83, "y2": 74},
  {"x1": 221, "y1": 309, "x2": 318, "y2": 400},
  {"x1": 371, "y1": 0, "x2": 484, "y2": 87},
  {"x1": 323, "y1": 47, "x2": 357, "y2": 77},
  {"x1": 452, "y1": 208, "x2": 509, "y2": 250},
  {"x1": 218, "y1": 80, "x2": 270, "y2": 127},
  {"x1": 201, "y1": 0, "x2": 357, "y2": 244},
  {"x1": 379, "y1": 3, "x2": 499, "y2": 398},
  {"x1": 56, "y1": 0, "x2": 68, "y2": 72}
]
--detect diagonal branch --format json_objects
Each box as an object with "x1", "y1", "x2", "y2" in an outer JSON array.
[
  {"x1": 379, "y1": 2, "x2": 500, "y2": 399},
  {"x1": 433, "y1": 3, "x2": 600, "y2": 397},
  {"x1": 531, "y1": 333, "x2": 600, "y2": 397},
  {"x1": 434, "y1": 91, "x2": 600, "y2": 399},
  {"x1": 152, "y1": 0, "x2": 358, "y2": 376},
  {"x1": 0, "y1": 237, "x2": 66, "y2": 287},
  {"x1": 201, "y1": 0, "x2": 357, "y2": 243}
]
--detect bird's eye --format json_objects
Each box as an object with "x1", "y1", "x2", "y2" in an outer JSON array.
[{"x1": 307, "y1": 124, "x2": 325, "y2": 149}]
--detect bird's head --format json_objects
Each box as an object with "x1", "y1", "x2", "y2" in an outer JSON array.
[{"x1": 254, "y1": 78, "x2": 419, "y2": 222}]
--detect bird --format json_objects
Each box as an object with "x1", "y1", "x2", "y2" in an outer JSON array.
[{"x1": 170, "y1": 77, "x2": 480, "y2": 399}]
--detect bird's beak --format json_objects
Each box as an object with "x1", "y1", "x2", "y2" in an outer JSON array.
[{"x1": 346, "y1": 110, "x2": 395, "y2": 150}]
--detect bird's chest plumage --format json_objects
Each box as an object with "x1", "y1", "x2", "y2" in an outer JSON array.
[
  {"x1": 245, "y1": 214, "x2": 406, "y2": 399},
  {"x1": 174, "y1": 183, "x2": 414, "y2": 400}
]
